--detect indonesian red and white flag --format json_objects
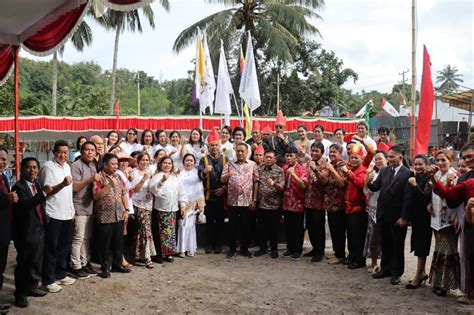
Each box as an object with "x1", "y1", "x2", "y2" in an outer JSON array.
[{"x1": 381, "y1": 97, "x2": 400, "y2": 117}]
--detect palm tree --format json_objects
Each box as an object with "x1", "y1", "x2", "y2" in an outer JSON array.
[
  {"x1": 96, "y1": 2, "x2": 169, "y2": 114},
  {"x1": 436, "y1": 65, "x2": 464, "y2": 94},
  {"x1": 173, "y1": 0, "x2": 324, "y2": 65},
  {"x1": 51, "y1": 20, "x2": 92, "y2": 115}
]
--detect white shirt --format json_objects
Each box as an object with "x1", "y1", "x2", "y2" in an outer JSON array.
[
  {"x1": 40, "y1": 160, "x2": 75, "y2": 220},
  {"x1": 116, "y1": 169, "x2": 134, "y2": 213},
  {"x1": 130, "y1": 168, "x2": 153, "y2": 211},
  {"x1": 393, "y1": 164, "x2": 402, "y2": 177},
  {"x1": 120, "y1": 142, "x2": 142, "y2": 155},
  {"x1": 149, "y1": 173, "x2": 187, "y2": 212},
  {"x1": 220, "y1": 140, "x2": 235, "y2": 161},
  {"x1": 153, "y1": 143, "x2": 174, "y2": 156}
]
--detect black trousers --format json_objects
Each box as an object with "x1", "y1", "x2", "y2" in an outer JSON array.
[
  {"x1": 306, "y1": 208, "x2": 326, "y2": 257},
  {"x1": 14, "y1": 232, "x2": 44, "y2": 298},
  {"x1": 228, "y1": 206, "x2": 250, "y2": 252},
  {"x1": 346, "y1": 211, "x2": 368, "y2": 263},
  {"x1": 327, "y1": 210, "x2": 346, "y2": 259},
  {"x1": 205, "y1": 198, "x2": 225, "y2": 249},
  {"x1": 468, "y1": 226, "x2": 474, "y2": 288},
  {"x1": 151, "y1": 209, "x2": 163, "y2": 259},
  {"x1": 256, "y1": 209, "x2": 280, "y2": 251},
  {"x1": 96, "y1": 221, "x2": 124, "y2": 271},
  {"x1": 284, "y1": 211, "x2": 304, "y2": 254},
  {"x1": 42, "y1": 218, "x2": 73, "y2": 285},
  {"x1": 380, "y1": 216, "x2": 407, "y2": 277},
  {"x1": 0, "y1": 244, "x2": 8, "y2": 290}
]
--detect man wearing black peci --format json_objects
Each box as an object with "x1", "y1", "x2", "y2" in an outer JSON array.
[{"x1": 367, "y1": 145, "x2": 413, "y2": 285}]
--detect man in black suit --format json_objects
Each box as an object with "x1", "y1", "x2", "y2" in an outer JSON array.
[
  {"x1": 367, "y1": 145, "x2": 412, "y2": 285},
  {"x1": 0, "y1": 148, "x2": 18, "y2": 313},
  {"x1": 11, "y1": 157, "x2": 48, "y2": 308}
]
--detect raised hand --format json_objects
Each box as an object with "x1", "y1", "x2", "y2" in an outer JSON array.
[{"x1": 408, "y1": 177, "x2": 417, "y2": 187}]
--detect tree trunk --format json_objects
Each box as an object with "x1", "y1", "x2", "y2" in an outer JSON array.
[
  {"x1": 51, "y1": 51, "x2": 58, "y2": 116},
  {"x1": 110, "y1": 21, "x2": 121, "y2": 114}
]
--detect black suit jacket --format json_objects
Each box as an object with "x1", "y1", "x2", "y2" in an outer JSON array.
[
  {"x1": 12, "y1": 179, "x2": 46, "y2": 245},
  {"x1": 367, "y1": 165, "x2": 413, "y2": 223},
  {"x1": 0, "y1": 174, "x2": 11, "y2": 247}
]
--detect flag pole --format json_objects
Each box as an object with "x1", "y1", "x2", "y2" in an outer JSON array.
[
  {"x1": 231, "y1": 93, "x2": 241, "y2": 122},
  {"x1": 200, "y1": 110, "x2": 203, "y2": 130},
  {"x1": 409, "y1": 0, "x2": 417, "y2": 159}
]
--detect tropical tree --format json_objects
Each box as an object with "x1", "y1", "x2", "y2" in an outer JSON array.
[
  {"x1": 436, "y1": 64, "x2": 464, "y2": 94},
  {"x1": 51, "y1": 20, "x2": 93, "y2": 115},
  {"x1": 96, "y1": 2, "x2": 169, "y2": 114},
  {"x1": 173, "y1": 0, "x2": 324, "y2": 65}
]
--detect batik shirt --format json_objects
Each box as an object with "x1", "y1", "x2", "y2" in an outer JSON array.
[
  {"x1": 282, "y1": 163, "x2": 308, "y2": 213},
  {"x1": 93, "y1": 172, "x2": 127, "y2": 224},
  {"x1": 222, "y1": 160, "x2": 259, "y2": 207},
  {"x1": 257, "y1": 164, "x2": 285, "y2": 210},
  {"x1": 304, "y1": 158, "x2": 328, "y2": 210},
  {"x1": 323, "y1": 160, "x2": 347, "y2": 212}
]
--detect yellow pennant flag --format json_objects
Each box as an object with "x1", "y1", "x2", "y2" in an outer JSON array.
[{"x1": 243, "y1": 103, "x2": 252, "y2": 140}]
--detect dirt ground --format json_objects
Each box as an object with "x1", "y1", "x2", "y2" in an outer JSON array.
[{"x1": 0, "y1": 228, "x2": 472, "y2": 314}]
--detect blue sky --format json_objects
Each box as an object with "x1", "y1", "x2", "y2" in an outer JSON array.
[{"x1": 25, "y1": 0, "x2": 473, "y2": 93}]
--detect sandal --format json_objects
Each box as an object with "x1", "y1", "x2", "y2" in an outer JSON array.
[{"x1": 145, "y1": 260, "x2": 154, "y2": 269}]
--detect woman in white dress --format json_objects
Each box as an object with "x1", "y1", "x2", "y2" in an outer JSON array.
[
  {"x1": 153, "y1": 130, "x2": 174, "y2": 155},
  {"x1": 333, "y1": 128, "x2": 348, "y2": 161},
  {"x1": 219, "y1": 126, "x2": 235, "y2": 161},
  {"x1": 294, "y1": 125, "x2": 312, "y2": 164},
  {"x1": 312, "y1": 124, "x2": 332, "y2": 158},
  {"x1": 149, "y1": 157, "x2": 187, "y2": 263},
  {"x1": 177, "y1": 154, "x2": 205, "y2": 257},
  {"x1": 181, "y1": 128, "x2": 207, "y2": 166},
  {"x1": 131, "y1": 152, "x2": 156, "y2": 268},
  {"x1": 169, "y1": 130, "x2": 183, "y2": 171},
  {"x1": 140, "y1": 129, "x2": 155, "y2": 158},
  {"x1": 105, "y1": 130, "x2": 121, "y2": 153},
  {"x1": 120, "y1": 128, "x2": 142, "y2": 155},
  {"x1": 149, "y1": 149, "x2": 167, "y2": 174}
]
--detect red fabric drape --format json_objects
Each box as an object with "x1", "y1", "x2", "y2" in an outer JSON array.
[
  {"x1": 414, "y1": 45, "x2": 435, "y2": 155},
  {"x1": 0, "y1": 45, "x2": 14, "y2": 85},
  {"x1": 23, "y1": 3, "x2": 87, "y2": 54},
  {"x1": 0, "y1": 116, "x2": 361, "y2": 133}
]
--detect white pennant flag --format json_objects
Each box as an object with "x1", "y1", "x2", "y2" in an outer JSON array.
[
  {"x1": 239, "y1": 32, "x2": 261, "y2": 111},
  {"x1": 355, "y1": 99, "x2": 373, "y2": 118},
  {"x1": 214, "y1": 41, "x2": 234, "y2": 123},
  {"x1": 382, "y1": 97, "x2": 400, "y2": 117},
  {"x1": 200, "y1": 32, "x2": 216, "y2": 114}
]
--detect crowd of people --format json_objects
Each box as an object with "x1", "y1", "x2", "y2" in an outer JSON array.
[{"x1": 0, "y1": 110, "x2": 473, "y2": 311}]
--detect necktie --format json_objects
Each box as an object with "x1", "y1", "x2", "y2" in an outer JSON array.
[
  {"x1": 0, "y1": 175, "x2": 8, "y2": 195},
  {"x1": 31, "y1": 184, "x2": 44, "y2": 225},
  {"x1": 389, "y1": 167, "x2": 395, "y2": 184}
]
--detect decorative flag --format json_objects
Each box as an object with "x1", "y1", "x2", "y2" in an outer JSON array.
[
  {"x1": 239, "y1": 46, "x2": 245, "y2": 74},
  {"x1": 114, "y1": 98, "x2": 120, "y2": 130},
  {"x1": 355, "y1": 99, "x2": 374, "y2": 124},
  {"x1": 214, "y1": 40, "x2": 234, "y2": 125},
  {"x1": 201, "y1": 32, "x2": 216, "y2": 114},
  {"x1": 381, "y1": 97, "x2": 400, "y2": 117},
  {"x1": 243, "y1": 104, "x2": 252, "y2": 140},
  {"x1": 192, "y1": 30, "x2": 205, "y2": 106},
  {"x1": 414, "y1": 45, "x2": 435, "y2": 155},
  {"x1": 239, "y1": 32, "x2": 261, "y2": 111}
]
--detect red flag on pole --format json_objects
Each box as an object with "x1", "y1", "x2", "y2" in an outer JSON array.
[
  {"x1": 114, "y1": 98, "x2": 120, "y2": 130},
  {"x1": 414, "y1": 46, "x2": 434, "y2": 155}
]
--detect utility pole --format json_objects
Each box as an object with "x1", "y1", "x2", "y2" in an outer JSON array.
[
  {"x1": 398, "y1": 69, "x2": 409, "y2": 95},
  {"x1": 137, "y1": 70, "x2": 141, "y2": 116}
]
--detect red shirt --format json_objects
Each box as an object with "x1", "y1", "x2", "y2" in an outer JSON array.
[
  {"x1": 282, "y1": 163, "x2": 308, "y2": 213},
  {"x1": 345, "y1": 165, "x2": 367, "y2": 214},
  {"x1": 433, "y1": 178, "x2": 474, "y2": 205}
]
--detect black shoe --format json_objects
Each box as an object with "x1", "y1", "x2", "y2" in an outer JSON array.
[
  {"x1": 303, "y1": 249, "x2": 315, "y2": 257},
  {"x1": 348, "y1": 261, "x2": 366, "y2": 269},
  {"x1": 253, "y1": 249, "x2": 267, "y2": 257},
  {"x1": 226, "y1": 251, "x2": 236, "y2": 258},
  {"x1": 239, "y1": 250, "x2": 253, "y2": 258},
  {"x1": 71, "y1": 268, "x2": 91, "y2": 279},
  {"x1": 152, "y1": 256, "x2": 163, "y2": 264},
  {"x1": 110, "y1": 266, "x2": 131, "y2": 273},
  {"x1": 435, "y1": 288, "x2": 447, "y2": 296},
  {"x1": 390, "y1": 276, "x2": 402, "y2": 285},
  {"x1": 0, "y1": 304, "x2": 10, "y2": 311},
  {"x1": 214, "y1": 246, "x2": 222, "y2": 254},
  {"x1": 84, "y1": 264, "x2": 97, "y2": 275},
  {"x1": 27, "y1": 289, "x2": 47, "y2": 297},
  {"x1": 163, "y1": 257, "x2": 174, "y2": 263},
  {"x1": 311, "y1": 255, "x2": 323, "y2": 263},
  {"x1": 14, "y1": 297, "x2": 28, "y2": 308},
  {"x1": 373, "y1": 270, "x2": 392, "y2": 279},
  {"x1": 291, "y1": 252, "x2": 301, "y2": 261},
  {"x1": 405, "y1": 275, "x2": 428, "y2": 289},
  {"x1": 98, "y1": 270, "x2": 111, "y2": 279},
  {"x1": 270, "y1": 250, "x2": 278, "y2": 259},
  {"x1": 282, "y1": 251, "x2": 292, "y2": 258},
  {"x1": 205, "y1": 247, "x2": 212, "y2": 254},
  {"x1": 342, "y1": 257, "x2": 353, "y2": 265}
]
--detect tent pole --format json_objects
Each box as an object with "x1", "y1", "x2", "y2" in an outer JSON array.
[
  {"x1": 14, "y1": 46, "x2": 20, "y2": 180},
  {"x1": 409, "y1": 0, "x2": 417, "y2": 159}
]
